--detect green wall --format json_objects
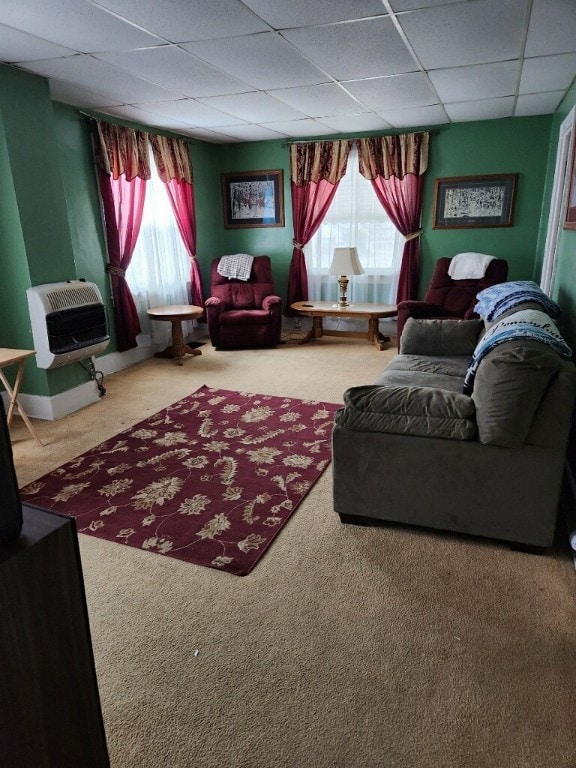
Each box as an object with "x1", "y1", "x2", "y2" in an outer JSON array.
[{"x1": 0, "y1": 61, "x2": 570, "y2": 401}]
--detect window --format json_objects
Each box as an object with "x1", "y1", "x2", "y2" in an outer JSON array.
[
  {"x1": 126, "y1": 150, "x2": 193, "y2": 347},
  {"x1": 305, "y1": 146, "x2": 403, "y2": 304}
]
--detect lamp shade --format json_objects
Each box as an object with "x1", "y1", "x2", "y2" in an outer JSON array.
[{"x1": 329, "y1": 247, "x2": 364, "y2": 276}]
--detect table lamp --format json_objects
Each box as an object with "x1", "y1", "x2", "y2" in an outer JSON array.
[{"x1": 329, "y1": 247, "x2": 364, "y2": 308}]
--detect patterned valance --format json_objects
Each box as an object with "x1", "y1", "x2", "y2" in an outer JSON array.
[
  {"x1": 149, "y1": 134, "x2": 193, "y2": 184},
  {"x1": 93, "y1": 120, "x2": 150, "y2": 181},
  {"x1": 290, "y1": 140, "x2": 352, "y2": 186},
  {"x1": 357, "y1": 132, "x2": 429, "y2": 180}
]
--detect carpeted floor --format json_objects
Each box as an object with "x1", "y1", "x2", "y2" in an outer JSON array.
[{"x1": 11, "y1": 334, "x2": 576, "y2": 768}]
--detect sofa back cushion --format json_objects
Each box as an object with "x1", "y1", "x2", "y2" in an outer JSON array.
[{"x1": 472, "y1": 339, "x2": 563, "y2": 447}]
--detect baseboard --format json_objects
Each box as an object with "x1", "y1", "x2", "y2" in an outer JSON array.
[{"x1": 3, "y1": 381, "x2": 101, "y2": 422}]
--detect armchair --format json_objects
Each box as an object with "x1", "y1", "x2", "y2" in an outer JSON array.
[
  {"x1": 396, "y1": 256, "x2": 508, "y2": 345},
  {"x1": 205, "y1": 255, "x2": 282, "y2": 349}
]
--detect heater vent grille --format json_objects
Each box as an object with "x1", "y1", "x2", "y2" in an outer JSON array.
[{"x1": 44, "y1": 285, "x2": 101, "y2": 312}]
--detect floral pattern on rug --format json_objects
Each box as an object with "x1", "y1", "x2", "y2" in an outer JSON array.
[{"x1": 20, "y1": 386, "x2": 341, "y2": 575}]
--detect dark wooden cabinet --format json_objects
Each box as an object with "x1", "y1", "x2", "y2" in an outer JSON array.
[{"x1": 0, "y1": 504, "x2": 109, "y2": 768}]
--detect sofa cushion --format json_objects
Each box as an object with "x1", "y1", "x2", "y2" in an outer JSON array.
[
  {"x1": 336, "y1": 385, "x2": 477, "y2": 440},
  {"x1": 472, "y1": 340, "x2": 562, "y2": 447},
  {"x1": 375, "y1": 354, "x2": 470, "y2": 392},
  {"x1": 400, "y1": 318, "x2": 483, "y2": 357}
]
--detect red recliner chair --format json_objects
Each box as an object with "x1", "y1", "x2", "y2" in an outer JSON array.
[
  {"x1": 205, "y1": 255, "x2": 282, "y2": 349},
  {"x1": 396, "y1": 256, "x2": 509, "y2": 345}
]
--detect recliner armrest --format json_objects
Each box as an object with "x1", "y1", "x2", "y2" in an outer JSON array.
[{"x1": 262, "y1": 295, "x2": 282, "y2": 311}]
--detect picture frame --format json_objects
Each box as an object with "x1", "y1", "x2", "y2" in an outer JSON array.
[
  {"x1": 564, "y1": 139, "x2": 576, "y2": 229},
  {"x1": 221, "y1": 169, "x2": 284, "y2": 229},
  {"x1": 433, "y1": 173, "x2": 518, "y2": 229}
]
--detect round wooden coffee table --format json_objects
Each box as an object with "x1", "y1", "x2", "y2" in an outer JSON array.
[{"x1": 146, "y1": 304, "x2": 204, "y2": 365}]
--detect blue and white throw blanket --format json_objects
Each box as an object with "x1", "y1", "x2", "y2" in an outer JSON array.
[
  {"x1": 217, "y1": 253, "x2": 254, "y2": 281},
  {"x1": 474, "y1": 280, "x2": 561, "y2": 322},
  {"x1": 462, "y1": 309, "x2": 572, "y2": 395}
]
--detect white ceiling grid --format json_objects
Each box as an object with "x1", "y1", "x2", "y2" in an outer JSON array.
[{"x1": 0, "y1": 0, "x2": 574, "y2": 143}]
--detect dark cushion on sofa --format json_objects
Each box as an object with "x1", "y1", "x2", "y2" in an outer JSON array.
[
  {"x1": 400, "y1": 317, "x2": 483, "y2": 357},
  {"x1": 337, "y1": 384, "x2": 477, "y2": 440},
  {"x1": 472, "y1": 339, "x2": 562, "y2": 447}
]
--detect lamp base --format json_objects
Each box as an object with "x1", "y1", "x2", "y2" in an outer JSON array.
[{"x1": 336, "y1": 274, "x2": 350, "y2": 307}]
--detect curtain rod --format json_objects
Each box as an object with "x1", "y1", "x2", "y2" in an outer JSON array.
[
  {"x1": 77, "y1": 110, "x2": 198, "y2": 144},
  {"x1": 281, "y1": 129, "x2": 437, "y2": 149}
]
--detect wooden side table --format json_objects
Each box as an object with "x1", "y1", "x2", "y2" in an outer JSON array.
[
  {"x1": 0, "y1": 348, "x2": 43, "y2": 446},
  {"x1": 146, "y1": 304, "x2": 204, "y2": 365}
]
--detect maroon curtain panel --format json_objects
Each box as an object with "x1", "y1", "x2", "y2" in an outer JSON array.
[
  {"x1": 287, "y1": 141, "x2": 352, "y2": 314},
  {"x1": 97, "y1": 169, "x2": 146, "y2": 351},
  {"x1": 358, "y1": 133, "x2": 429, "y2": 303}
]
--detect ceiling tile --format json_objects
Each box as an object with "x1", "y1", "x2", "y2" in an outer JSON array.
[
  {"x1": 520, "y1": 54, "x2": 576, "y2": 95},
  {"x1": 90, "y1": 0, "x2": 271, "y2": 43},
  {"x1": 182, "y1": 32, "x2": 328, "y2": 90},
  {"x1": 344, "y1": 73, "x2": 438, "y2": 111},
  {"x1": 196, "y1": 92, "x2": 305, "y2": 122},
  {"x1": 267, "y1": 83, "x2": 367, "y2": 118},
  {"x1": 48, "y1": 79, "x2": 127, "y2": 108},
  {"x1": 0, "y1": 0, "x2": 163, "y2": 53},
  {"x1": 241, "y1": 0, "x2": 387, "y2": 28},
  {"x1": 261, "y1": 118, "x2": 338, "y2": 137},
  {"x1": 444, "y1": 96, "x2": 515, "y2": 122},
  {"x1": 19, "y1": 55, "x2": 182, "y2": 104},
  {"x1": 429, "y1": 61, "x2": 520, "y2": 102},
  {"x1": 95, "y1": 46, "x2": 252, "y2": 98},
  {"x1": 0, "y1": 24, "x2": 76, "y2": 62},
  {"x1": 399, "y1": 0, "x2": 529, "y2": 69},
  {"x1": 389, "y1": 0, "x2": 467, "y2": 9},
  {"x1": 281, "y1": 17, "x2": 417, "y2": 81},
  {"x1": 380, "y1": 104, "x2": 449, "y2": 128},
  {"x1": 515, "y1": 91, "x2": 565, "y2": 116},
  {"x1": 319, "y1": 113, "x2": 393, "y2": 133},
  {"x1": 209, "y1": 124, "x2": 287, "y2": 142},
  {"x1": 134, "y1": 99, "x2": 248, "y2": 127},
  {"x1": 526, "y1": 0, "x2": 576, "y2": 57}
]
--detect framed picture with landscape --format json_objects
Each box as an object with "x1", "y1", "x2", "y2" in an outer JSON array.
[
  {"x1": 221, "y1": 169, "x2": 284, "y2": 229},
  {"x1": 433, "y1": 173, "x2": 518, "y2": 229}
]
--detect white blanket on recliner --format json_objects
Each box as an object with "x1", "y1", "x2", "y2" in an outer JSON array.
[
  {"x1": 448, "y1": 252, "x2": 495, "y2": 280},
  {"x1": 217, "y1": 253, "x2": 254, "y2": 281}
]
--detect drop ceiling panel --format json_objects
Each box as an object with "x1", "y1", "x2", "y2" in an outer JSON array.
[
  {"x1": 445, "y1": 96, "x2": 515, "y2": 122},
  {"x1": 429, "y1": 61, "x2": 520, "y2": 103},
  {"x1": 319, "y1": 113, "x2": 393, "y2": 133},
  {"x1": 19, "y1": 55, "x2": 181, "y2": 104},
  {"x1": 389, "y1": 0, "x2": 469, "y2": 10},
  {"x1": 196, "y1": 92, "x2": 306, "y2": 123},
  {"x1": 95, "y1": 46, "x2": 252, "y2": 98},
  {"x1": 261, "y1": 118, "x2": 338, "y2": 137},
  {"x1": 182, "y1": 33, "x2": 328, "y2": 90},
  {"x1": 210, "y1": 124, "x2": 287, "y2": 142},
  {"x1": 399, "y1": 0, "x2": 529, "y2": 69},
  {"x1": 266, "y1": 83, "x2": 366, "y2": 118},
  {"x1": 282, "y1": 17, "x2": 417, "y2": 81},
  {"x1": 0, "y1": 25, "x2": 76, "y2": 62},
  {"x1": 1, "y1": 0, "x2": 163, "y2": 53},
  {"x1": 49, "y1": 79, "x2": 128, "y2": 108},
  {"x1": 520, "y1": 54, "x2": 576, "y2": 95},
  {"x1": 241, "y1": 0, "x2": 387, "y2": 29},
  {"x1": 525, "y1": 0, "x2": 576, "y2": 57},
  {"x1": 90, "y1": 0, "x2": 271, "y2": 43},
  {"x1": 345, "y1": 73, "x2": 438, "y2": 112},
  {"x1": 132, "y1": 99, "x2": 249, "y2": 127},
  {"x1": 515, "y1": 91, "x2": 565, "y2": 116},
  {"x1": 380, "y1": 104, "x2": 448, "y2": 128}
]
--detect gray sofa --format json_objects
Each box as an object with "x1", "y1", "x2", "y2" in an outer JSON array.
[{"x1": 332, "y1": 313, "x2": 576, "y2": 550}]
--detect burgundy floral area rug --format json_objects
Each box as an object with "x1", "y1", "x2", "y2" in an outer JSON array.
[{"x1": 20, "y1": 386, "x2": 341, "y2": 576}]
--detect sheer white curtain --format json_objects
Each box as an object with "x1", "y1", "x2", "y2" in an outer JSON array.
[
  {"x1": 305, "y1": 146, "x2": 404, "y2": 304},
  {"x1": 126, "y1": 147, "x2": 193, "y2": 348}
]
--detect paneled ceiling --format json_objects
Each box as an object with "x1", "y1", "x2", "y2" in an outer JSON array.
[{"x1": 1, "y1": 0, "x2": 576, "y2": 143}]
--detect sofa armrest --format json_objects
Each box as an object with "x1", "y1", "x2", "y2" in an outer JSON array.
[
  {"x1": 400, "y1": 318, "x2": 484, "y2": 356},
  {"x1": 335, "y1": 384, "x2": 477, "y2": 440}
]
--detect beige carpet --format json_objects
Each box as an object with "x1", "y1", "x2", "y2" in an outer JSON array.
[{"x1": 11, "y1": 335, "x2": 576, "y2": 768}]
